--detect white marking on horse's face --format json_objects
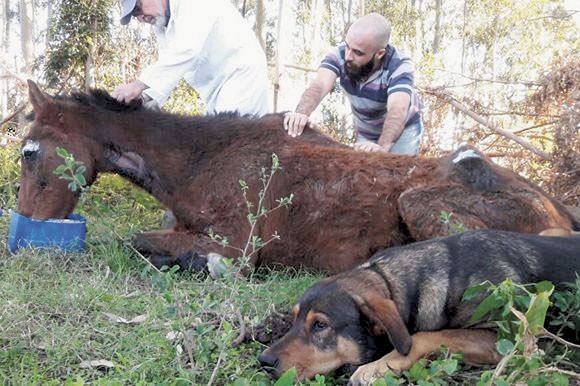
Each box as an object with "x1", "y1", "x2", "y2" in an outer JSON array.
[
  {"x1": 452, "y1": 149, "x2": 480, "y2": 164},
  {"x1": 22, "y1": 140, "x2": 40, "y2": 156}
]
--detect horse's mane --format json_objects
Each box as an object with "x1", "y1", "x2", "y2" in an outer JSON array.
[
  {"x1": 66, "y1": 88, "x2": 144, "y2": 112},
  {"x1": 63, "y1": 88, "x2": 254, "y2": 120}
]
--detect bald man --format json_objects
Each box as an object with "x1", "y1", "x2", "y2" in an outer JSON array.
[{"x1": 285, "y1": 13, "x2": 423, "y2": 155}]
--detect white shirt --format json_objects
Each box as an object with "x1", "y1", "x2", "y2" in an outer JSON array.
[{"x1": 139, "y1": 0, "x2": 270, "y2": 115}]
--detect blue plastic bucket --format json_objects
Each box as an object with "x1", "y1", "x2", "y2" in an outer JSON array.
[{"x1": 8, "y1": 211, "x2": 87, "y2": 253}]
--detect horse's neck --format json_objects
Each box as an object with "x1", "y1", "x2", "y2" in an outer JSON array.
[{"x1": 96, "y1": 112, "x2": 252, "y2": 196}]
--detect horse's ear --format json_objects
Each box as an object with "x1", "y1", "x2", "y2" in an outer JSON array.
[
  {"x1": 27, "y1": 80, "x2": 51, "y2": 113},
  {"x1": 354, "y1": 293, "x2": 412, "y2": 355}
]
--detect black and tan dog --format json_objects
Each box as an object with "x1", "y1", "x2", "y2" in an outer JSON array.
[{"x1": 259, "y1": 229, "x2": 580, "y2": 385}]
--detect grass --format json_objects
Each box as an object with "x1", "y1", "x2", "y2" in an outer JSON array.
[
  {"x1": 0, "y1": 247, "x2": 317, "y2": 385},
  {"x1": 0, "y1": 155, "x2": 321, "y2": 385},
  {"x1": 0, "y1": 143, "x2": 578, "y2": 385}
]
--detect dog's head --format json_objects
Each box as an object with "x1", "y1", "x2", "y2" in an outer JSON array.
[{"x1": 259, "y1": 270, "x2": 412, "y2": 380}]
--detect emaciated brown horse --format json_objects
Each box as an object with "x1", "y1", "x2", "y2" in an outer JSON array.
[{"x1": 18, "y1": 80, "x2": 578, "y2": 273}]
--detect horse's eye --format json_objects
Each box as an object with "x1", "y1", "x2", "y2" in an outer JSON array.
[{"x1": 312, "y1": 320, "x2": 328, "y2": 333}]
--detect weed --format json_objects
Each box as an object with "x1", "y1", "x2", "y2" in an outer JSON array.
[
  {"x1": 53, "y1": 147, "x2": 87, "y2": 192},
  {"x1": 438, "y1": 211, "x2": 467, "y2": 234},
  {"x1": 0, "y1": 143, "x2": 577, "y2": 385}
]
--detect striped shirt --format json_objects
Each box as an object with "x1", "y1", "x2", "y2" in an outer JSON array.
[{"x1": 320, "y1": 43, "x2": 422, "y2": 141}]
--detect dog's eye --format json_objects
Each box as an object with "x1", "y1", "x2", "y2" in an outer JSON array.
[{"x1": 312, "y1": 320, "x2": 328, "y2": 333}]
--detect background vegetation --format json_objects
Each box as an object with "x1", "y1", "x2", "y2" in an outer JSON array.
[{"x1": 0, "y1": 0, "x2": 578, "y2": 384}]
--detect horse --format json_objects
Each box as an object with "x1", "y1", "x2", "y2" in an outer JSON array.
[{"x1": 18, "y1": 80, "x2": 579, "y2": 274}]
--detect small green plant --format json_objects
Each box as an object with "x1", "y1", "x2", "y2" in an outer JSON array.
[
  {"x1": 371, "y1": 350, "x2": 461, "y2": 386},
  {"x1": 464, "y1": 279, "x2": 575, "y2": 385},
  {"x1": 53, "y1": 147, "x2": 87, "y2": 192},
  {"x1": 438, "y1": 211, "x2": 467, "y2": 235},
  {"x1": 148, "y1": 153, "x2": 296, "y2": 385},
  {"x1": 549, "y1": 275, "x2": 580, "y2": 340},
  {"x1": 464, "y1": 279, "x2": 554, "y2": 339},
  {"x1": 208, "y1": 153, "x2": 294, "y2": 263}
]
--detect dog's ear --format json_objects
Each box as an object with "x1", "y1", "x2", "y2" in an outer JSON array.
[{"x1": 354, "y1": 293, "x2": 412, "y2": 355}]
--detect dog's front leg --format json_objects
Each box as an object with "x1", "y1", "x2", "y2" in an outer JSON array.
[{"x1": 348, "y1": 329, "x2": 501, "y2": 385}]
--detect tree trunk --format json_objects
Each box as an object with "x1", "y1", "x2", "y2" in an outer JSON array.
[
  {"x1": 432, "y1": 0, "x2": 442, "y2": 54},
  {"x1": 461, "y1": 0, "x2": 467, "y2": 73},
  {"x1": 346, "y1": 0, "x2": 353, "y2": 25},
  {"x1": 255, "y1": 0, "x2": 265, "y2": 50},
  {"x1": 414, "y1": 0, "x2": 424, "y2": 56},
  {"x1": 45, "y1": 0, "x2": 52, "y2": 49},
  {"x1": 84, "y1": 18, "x2": 97, "y2": 90},
  {"x1": 273, "y1": 0, "x2": 285, "y2": 112},
  {"x1": 19, "y1": 0, "x2": 33, "y2": 72},
  {"x1": 309, "y1": 0, "x2": 323, "y2": 67},
  {"x1": 0, "y1": 0, "x2": 8, "y2": 120}
]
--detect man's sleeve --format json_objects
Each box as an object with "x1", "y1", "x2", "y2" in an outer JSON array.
[
  {"x1": 140, "y1": 1, "x2": 217, "y2": 105},
  {"x1": 319, "y1": 46, "x2": 342, "y2": 77},
  {"x1": 387, "y1": 58, "x2": 415, "y2": 98}
]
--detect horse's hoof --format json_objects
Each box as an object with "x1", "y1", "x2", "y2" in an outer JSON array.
[
  {"x1": 207, "y1": 252, "x2": 227, "y2": 278},
  {"x1": 161, "y1": 209, "x2": 177, "y2": 229}
]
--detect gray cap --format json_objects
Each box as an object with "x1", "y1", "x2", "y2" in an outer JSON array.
[{"x1": 120, "y1": 0, "x2": 137, "y2": 25}]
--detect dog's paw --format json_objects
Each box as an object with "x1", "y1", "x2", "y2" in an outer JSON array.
[
  {"x1": 381, "y1": 350, "x2": 414, "y2": 372},
  {"x1": 348, "y1": 351, "x2": 415, "y2": 386},
  {"x1": 348, "y1": 360, "x2": 391, "y2": 386}
]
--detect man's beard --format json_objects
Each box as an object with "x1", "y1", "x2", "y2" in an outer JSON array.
[{"x1": 345, "y1": 57, "x2": 376, "y2": 82}]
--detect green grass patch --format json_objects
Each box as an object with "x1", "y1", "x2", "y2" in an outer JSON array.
[{"x1": 0, "y1": 143, "x2": 578, "y2": 385}]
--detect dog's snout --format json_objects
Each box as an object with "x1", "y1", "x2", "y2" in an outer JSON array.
[{"x1": 258, "y1": 350, "x2": 279, "y2": 370}]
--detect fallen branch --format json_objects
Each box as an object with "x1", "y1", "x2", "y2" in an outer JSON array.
[
  {"x1": 0, "y1": 62, "x2": 29, "y2": 86},
  {"x1": 0, "y1": 103, "x2": 27, "y2": 127},
  {"x1": 231, "y1": 309, "x2": 246, "y2": 348},
  {"x1": 540, "y1": 367, "x2": 580, "y2": 380},
  {"x1": 539, "y1": 327, "x2": 580, "y2": 349},
  {"x1": 491, "y1": 348, "x2": 516, "y2": 383},
  {"x1": 430, "y1": 68, "x2": 541, "y2": 87},
  {"x1": 267, "y1": 62, "x2": 317, "y2": 73},
  {"x1": 423, "y1": 88, "x2": 551, "y2": 160},
  {"x1": 0, "y1": 133, "x2": 22, "y2": 143}
]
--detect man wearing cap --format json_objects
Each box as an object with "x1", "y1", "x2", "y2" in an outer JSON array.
[
  {"x1": 112, "y1": 0, "x2": 270, "y2": 116},
  {"x1": 284, "y1": 13, "x2": 423, "y2": 155}
]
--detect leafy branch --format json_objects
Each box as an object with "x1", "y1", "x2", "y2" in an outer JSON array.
[
  {"x1": 464, "y1": 279, "x2": 577, "y2": 385},
  {"x1": 53, "y1": 146, "x2": 87, "y2": 192},
  {"x1": 208, "y1": 153, "x2": 294, "y2": 262},
  {"x1": 438, "y1": 210, "x2": 467, "y2": 235}
]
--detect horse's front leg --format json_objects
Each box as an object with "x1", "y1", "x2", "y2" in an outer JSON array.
[{"x1": 133, "y1": 230, "x2": 229, "y2": 277}]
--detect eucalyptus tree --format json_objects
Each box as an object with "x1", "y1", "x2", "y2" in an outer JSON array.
[{"x1": 44, "y1": 0, "x2": 114, "y2": 90}]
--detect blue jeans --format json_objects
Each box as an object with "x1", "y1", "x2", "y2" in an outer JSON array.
[{"x1": 356, "y1": 119, "x2": 424, "y2": 156}]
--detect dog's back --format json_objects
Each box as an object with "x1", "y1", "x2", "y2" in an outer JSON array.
[
  {"x1": 368, "y1": 230, "x2": 580, "y2": 330},
  {"x1": 372, "y1": 230, "x2": 579, "y2": 283}
]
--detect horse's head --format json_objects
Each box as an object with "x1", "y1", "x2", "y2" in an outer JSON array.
[{"x1": 17, "y1": 81, "x2": 99, "y2": 219}]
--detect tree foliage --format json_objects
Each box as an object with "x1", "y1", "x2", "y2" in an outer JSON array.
[{"x1": 43, "y1": 0, "x2": 114, "y2": 88}]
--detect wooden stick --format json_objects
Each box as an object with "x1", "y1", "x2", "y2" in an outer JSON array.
[
  {"x1": 423, "y1": 88, "x2": 551, "y2": 160},
  {"x1": 0, "y1": 103, "x2": 27, "y2": 127}
]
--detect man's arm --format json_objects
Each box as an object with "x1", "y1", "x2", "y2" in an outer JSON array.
[
  {"x1": 285, "y1": 68, "x2": 337, "y2": 137},
  {"x1": 378, "y1": 91, "x2": 411, "y2": 151}
]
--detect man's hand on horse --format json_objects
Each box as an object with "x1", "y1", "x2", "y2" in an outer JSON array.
[
  {"x1": 354, "y1": 142, "x2": 389, "y2": 153},
  {"x1": 284, "y1": 112, "x2": 311, "y2": 137},
  {"x1": 112, "y1": 80, "x2": 149, "y2": 104}
]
